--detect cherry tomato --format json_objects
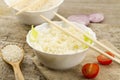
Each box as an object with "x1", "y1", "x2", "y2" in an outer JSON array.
[
  {"x1": 97, "y1": 51, "x2": 114, "y2": 65},
  {"x1": 82, "y1": 63, "x2": 99, "y2": 79}
]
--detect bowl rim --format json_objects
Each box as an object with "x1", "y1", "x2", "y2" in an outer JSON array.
[
  {"x1": 26, "y1": 21, "x2": 96, "y2": 56},
  {"x1": 4, "y1": 0, "x2": 64, "y2": 13}
]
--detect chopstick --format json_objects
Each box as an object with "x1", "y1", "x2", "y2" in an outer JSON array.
[
  {"x1": 40, "y1": 15, "x2": 120, "y2": 64},
  {"x1": 16, "y1": 0, "x2": 48, "y2": 15},
  {"x1": 54, "y1": 12, "x2": 120, "y2": 59}
]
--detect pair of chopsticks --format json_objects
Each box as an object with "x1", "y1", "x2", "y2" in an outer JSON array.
[
  {"x1": 40, "y1": 13, "x2": 120, "y2": 64},
  {"x1": 9, "y1": 0, "x2": 48, "y2": 15}
]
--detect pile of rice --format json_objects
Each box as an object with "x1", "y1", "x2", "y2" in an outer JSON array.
[
  {"x1": 30, "y1": 26, "x2": 92, "y2": 54},
  {"x1": 8, "y1": 0, "x2": 61, "y2": 11},
  {"x1": 1, "y1": 45, "x2": 23, "y2": 62}
]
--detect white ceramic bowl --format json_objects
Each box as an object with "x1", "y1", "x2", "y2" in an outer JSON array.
[
  {"x1": 26, "y1": 21, "x2": 96, "y2": 70},
  {"x1": 4, "y1": 0, "x2": 64, "y2": 25}
]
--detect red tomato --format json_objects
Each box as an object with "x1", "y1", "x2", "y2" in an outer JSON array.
[
  {"x1": 106, "y1": 51, "x2": 115, "y2": 57},
  {"x1": 82, "y1": 63, "x2": 99, "y2": 79},
  {"x1": 97, "y1": 51, "x2": 114, "y2": 65}
]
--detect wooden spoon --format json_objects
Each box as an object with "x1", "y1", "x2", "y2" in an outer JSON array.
[{"x1": 1, "y1": 45, "x2": 24, "y2": 80}]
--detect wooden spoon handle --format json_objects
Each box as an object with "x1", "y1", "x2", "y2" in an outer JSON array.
[{"x1": 13, "y1": 64, "x2": 24, "y2": 80}]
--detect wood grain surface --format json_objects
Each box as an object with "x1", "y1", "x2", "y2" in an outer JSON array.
[
  {"x1": 57, "y1": 0, "x2": 120, "y2": 25},
  {"x1": 0, "y1": 0, "x2": 120, "y2": 80},
  {"x1": 1, "y1": 0, "x2": 120, "y2": 24}
]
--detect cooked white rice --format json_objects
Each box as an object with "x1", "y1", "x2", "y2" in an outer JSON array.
[
  {"x1": 8, "y1": 0, "x2": 61, "y2": 11},
  {"x1": 29, "y1": 26, "x2": 91, "y2": 54}
]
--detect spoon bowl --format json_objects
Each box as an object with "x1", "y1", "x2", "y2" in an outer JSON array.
[{"x1": 1, "y1": 45, "x2": 24, "y2": 80}]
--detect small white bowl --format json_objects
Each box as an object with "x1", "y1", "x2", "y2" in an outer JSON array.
[
  {"x1": 26, "y1": 21, "x2": 96, "y2": 70},
  {"x1": 4, "y1": 0, "x2": 64, "y2": 25}
]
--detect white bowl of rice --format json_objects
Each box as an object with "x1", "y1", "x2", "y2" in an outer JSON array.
[
  {"x1": 26, "y1": 21, "x2": 96, "y2": 70},
  {"x1": 4, "y1": 0, "x2": 64, "y2": 25}
]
